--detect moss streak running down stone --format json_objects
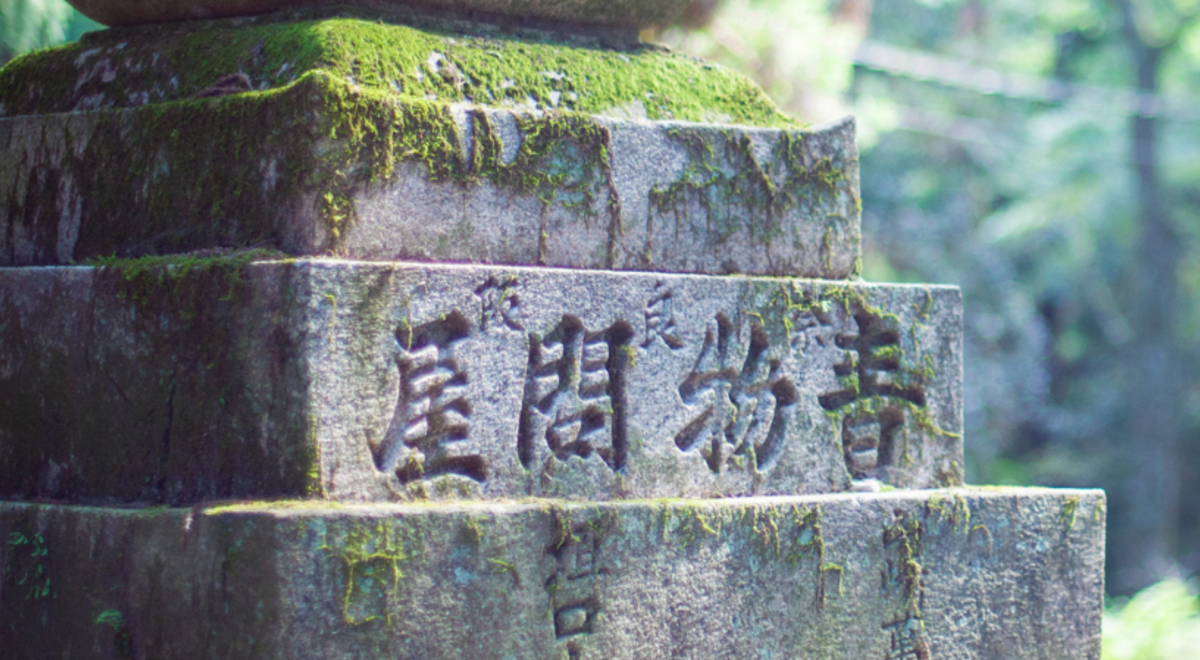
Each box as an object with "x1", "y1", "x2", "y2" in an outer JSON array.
[
  {"x1": 0, "y1": 69, "x2": 624, "y2": 260},
  {"x1": 649, "y1": 128, "x2": 843, "y2": 249}
]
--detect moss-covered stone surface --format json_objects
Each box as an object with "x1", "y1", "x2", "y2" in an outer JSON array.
[
  {"x1": 0, "y1": 11, "x2": 859, "y2": 276},
  {"x1": 0, "y1": 9, "x2": 792, "y2": 124},
  {"x1": 0, "y1": 488, "x2": 1105, "y2": 659}
]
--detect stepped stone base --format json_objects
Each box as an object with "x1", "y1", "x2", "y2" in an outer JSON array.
[
  {"x1": 0, "y1": 8, "x2": 1104, "y2": 660},
  {"x1": 0, "y1": 488, "x2": 1104, "y2": 659},
  {"x1": 0, "y1": 259, "x2": 962, "y2": 504}
]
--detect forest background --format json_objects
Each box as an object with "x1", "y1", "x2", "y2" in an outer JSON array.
[
  {"x1": 3, "y1": 0, "x2": 1200, "y2": 653},
  {"x1": 665, "y1": 0, "x2": 1200, "y2": 594}
]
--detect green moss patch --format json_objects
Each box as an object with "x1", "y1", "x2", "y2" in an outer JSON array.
[
  {"x1": 0, "y1": 10, "x2": 796, "y2": 128},
  {"x1": 2, "y1": 67, "x2": 630, "y2": 262},
  {"x1": 4, "y1": 530, "x2": 52, "y2": 601},
  {"x1": 883, "y1": 511, "x2": 925, "y2": 616},
  {"x1": 320, "y1": 520, "x2": 417, "y2": 626},
  {"x1": 90, "y1": 247, "x2": 284, "y2": 310},
  {"x1": 1, "y1": 11, "x2": 841, "y2": 270},
  {"x1": 756, "y1": 504, "x2": 844, "y2": 607},
  {"x1": 649, "y1": 128, "x2": 843, "y2": 250}
]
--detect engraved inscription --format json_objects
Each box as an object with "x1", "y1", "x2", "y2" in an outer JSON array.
[
  {"x1": 643, "y1": 282, "x2": 682, "y2": 349},
  {"x1": 475, "y1": 276, "x2": 523, "y2": 332},
  {"x1": 376, "y1": 312, "x2": 485, "y2": 483},
  {"x1": 519, "y1": 317, "x2": 633, "y2": 471},
  {"x1": 786, "y1": 303, "x2": 839, "y2": 356},
  {"x1": 546, "y1": 521, "x2": 605, "y2": 646},
  {"x1": 882, "y1": 511, "x2": 929, "y2": 659},
  {"x1": 883, "y1": 618, "x2": 930, "y2": 660},
  {"x1": 817, "y1": 310, "x2": 928, "y2": 480},
  {"x1": 674, "y1": 315, "x2": 799, "y2": 472}
]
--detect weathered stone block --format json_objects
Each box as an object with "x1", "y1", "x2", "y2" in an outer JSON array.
[
  {"x1": 0, "y1": 13, "x2": 859, "y2": 277},
  {"x1": 0, "y1": 488, "x2": 1105, "y2": 659},
  {"x1": 67, "y1": 0, "x2": 689, "y2": 31},
  {"x1": 0, "y1": 258, "x2": 962, "y2": 504}
]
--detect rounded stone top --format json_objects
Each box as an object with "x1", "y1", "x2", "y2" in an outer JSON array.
[{"x1": 65, "y1": 0, "x2": 689, "y2": 30}]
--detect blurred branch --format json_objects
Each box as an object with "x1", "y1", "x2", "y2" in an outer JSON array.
[{"x1": 854, "y1": 39, "x2": 1200, "y2": 122}]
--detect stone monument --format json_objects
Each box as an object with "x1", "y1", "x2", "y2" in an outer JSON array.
[{"x1": 0, "y1": 1, "x2": 1104, "y2": 657}]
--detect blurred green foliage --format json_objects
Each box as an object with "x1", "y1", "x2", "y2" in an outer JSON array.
[
  {"x1": 0, "y1": 0, "x2": 98, "y2": 63},
  {"x1": 659, "y1": 0, "x2": 862, "y2": 124},
  {"x1": 1104, "y1": 578, "x2": 1200, "y2": 659}
]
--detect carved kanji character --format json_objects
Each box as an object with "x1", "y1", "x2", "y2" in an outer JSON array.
[
  {"x1": 375, "y1": 312, "x2": 485, "y2": 484},
  {"x1": 816, "y1": 310, "x2": 927, "y2": 479},
  {"x1": 643, "y1": 282, "x2": 682, "y2": 349},
  {"x1": 475, "y1": 276, "x2": 523, "y2": 332},
  {"x1": 519, "y1": 317, "x2": 631, "y2": 472},
  {"x1": 674, "y1": 315, "x2": 798, "y2": 473}
]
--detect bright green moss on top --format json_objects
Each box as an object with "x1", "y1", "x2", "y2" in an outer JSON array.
[{"x1": 0, "y1": 9, "x2": 798, "y2": 128}]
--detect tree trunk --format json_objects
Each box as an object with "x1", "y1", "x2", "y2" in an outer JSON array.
[{"x1": 1118, "y1": 2, "x2": 1184, "y2": 591}]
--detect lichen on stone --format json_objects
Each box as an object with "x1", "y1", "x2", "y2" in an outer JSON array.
[{"x1": 648, "y1": 128, "x2": 842, "y2": 251}]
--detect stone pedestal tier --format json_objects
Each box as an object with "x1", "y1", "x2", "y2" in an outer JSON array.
[
  {"x1": 0, "y1": 259, "x2": 962, "y2": 504},
  {"x1": 0, "y1": 489, "x2": 1104, "y2": 660},
  {"x1": 0, "y1": 11, "x2": 858, "y2": 277}
]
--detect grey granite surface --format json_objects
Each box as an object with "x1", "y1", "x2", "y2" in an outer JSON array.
[
  {"x1": 0, "y1": 489, "x2": 1105, "y2": 659},
  {"x1": 0, "y1": 259, "x2": 962, "y2": 504},
  {"x1": 0, "y1": 102, "x2": 858, "y2": 277}
]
